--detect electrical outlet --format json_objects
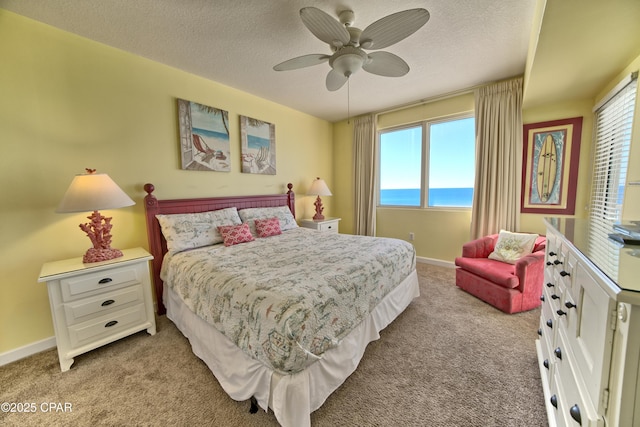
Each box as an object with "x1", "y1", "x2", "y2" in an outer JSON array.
[{"x1": 409, "y1": 232, "x2": 415, "y2": 241}]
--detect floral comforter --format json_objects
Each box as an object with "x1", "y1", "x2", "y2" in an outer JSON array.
[{"x1": 161, "y1": 228, "x2": 416, "y2": 374}]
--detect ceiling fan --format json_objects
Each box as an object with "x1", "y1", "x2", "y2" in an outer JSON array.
[{"x1": 273, "y1": 7, "x2": 430, "y2": 91}]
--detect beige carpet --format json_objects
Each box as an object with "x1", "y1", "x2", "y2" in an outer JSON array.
[{"x1": 0, "y1": 263, "x2": 547, "y2": 426}]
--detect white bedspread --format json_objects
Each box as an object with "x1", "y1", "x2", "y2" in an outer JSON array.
[{"x1": 161, "y1": 227, "x2": 416, "y2": 374}]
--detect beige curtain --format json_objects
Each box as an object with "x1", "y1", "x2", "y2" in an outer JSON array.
[
  {"x1": 353, "y1": 114, "x2": 377, "y2": 236},
  {"x1": 470, "y1": 78, "x2": 523, "y2": 239}
]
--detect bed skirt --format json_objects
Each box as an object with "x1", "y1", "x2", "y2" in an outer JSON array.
[{"x1": 164, "y1": 268, "x2": 420, "y2": 427}]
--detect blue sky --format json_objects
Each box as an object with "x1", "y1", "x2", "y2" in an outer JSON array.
[{"x1": 380, "y1": 117, "x2": 475, "y2": 189}]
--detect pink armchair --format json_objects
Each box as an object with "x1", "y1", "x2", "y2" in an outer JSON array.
[{"x1": 454, "y1": 234, "x2": 546, "y2": 314}]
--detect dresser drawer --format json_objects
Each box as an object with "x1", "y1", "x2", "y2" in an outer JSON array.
[
  {"x1": 63, "y1": 285, "x2": 144, "y2": 325},
  {"x1": 555, "y1": 331, "x2": 599, "y2": 427},
  {"x1": 549, "y1": 369, "x2": 569, "y2": 427},
  {"x1": 567, "y1": 264, "x2": 616, "y2": 410},
  {"x1": 67, "y1": 303, "x2": 148, "y2": 348},
  {"x1": 61, "y1": 265, "x2": 142, "y2": 302},
  {"x1": 538, "y1": 318, "x2": 555, "y2": 383}
]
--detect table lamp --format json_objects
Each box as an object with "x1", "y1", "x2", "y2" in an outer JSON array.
[
  {"x1": 308, "y1": 177, "x2": 332, "y2": 221},
  {"x1": 56, "y1": 169, "x2": 135, "y2": 263}
]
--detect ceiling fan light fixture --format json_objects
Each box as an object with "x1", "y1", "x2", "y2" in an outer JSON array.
[{"x1": 330, "y1": 46, "x2": 367, "y2": 77}]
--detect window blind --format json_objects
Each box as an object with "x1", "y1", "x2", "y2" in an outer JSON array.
[{"x1": 588, "y1": 72, "x2": 638, "y2": 275}]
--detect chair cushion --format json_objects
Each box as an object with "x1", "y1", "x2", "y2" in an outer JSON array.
[
  {"x1": 454, "y1": 257, "x2": 519, "y2": 289},
  {"x1": 487, "y1": 230, "x2": 538, "y2": 264}
]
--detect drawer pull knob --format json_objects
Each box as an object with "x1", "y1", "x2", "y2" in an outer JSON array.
[
  {"x1": 551, "y1": 294, "x2": 560, "y2": 300},
  {"x1": 98, "y1": 278, "x2": 113, "y2": 284},
  {"x1": 540, "y1": 295, "x2": 545, "y2": 302},
  {"x1": 550, "y1": 395, "x2": 558, "y2": 409},
  {"x1": 569, "y1": 404, "x2": 582, "y2": 425},
  {"x1": 105, "y1": 320, "x2": 118, "y2": 328},
  {"x1": 546, "y1": 261, "x2": 553, "y2": 266},
  {"x1": 565, "y1": 301, "x2": 577, "y2": 309},
  {"x1": 557, "y1": 309, "x2": 567, "y2": 316},
  {"x1": 549, "y1": 251, "x2": 557, "y2": 257},
  {"x1": 101, "y1": 299, "x2": 115, "y2": 307},
  {"x1": 554, "y1": 347, "x2": 562, "y2": 360},
  {"x1": 543, "y1": 359, "x2": 549, "y2": 370},
  {"x1": 560, "y1": 271, "x2": 570, "y2": 277},
  {"x1": 546, "y1": 319, "x2": 553, "y2": 328},
  {"x1": 554, "y1": 259, "x2": 563, "y2": 265},
  {"x1": 538, "y1": 328, "x2": 542, "y2": 336},
  {"x1": 546, "y1": 282, "x2": 555, "y2": 288}
]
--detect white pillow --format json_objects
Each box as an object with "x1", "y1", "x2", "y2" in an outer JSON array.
[
  {"x1": 488, "y1": 230, "x2": 539, "y2": 264},
  {"x1": 238, "y1": 206, "x2": 298, "y2": 235},
  {"x1": 156, "y1": 207, "x2": 242, "y2": 253}
]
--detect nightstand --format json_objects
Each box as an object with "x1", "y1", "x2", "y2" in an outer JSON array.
[
  {"x1": 38, "y1": 247, "x2": 156, "y2": 372},
  {"x1": 299, "y1": 217, "x2": 341, "y2": 233}
]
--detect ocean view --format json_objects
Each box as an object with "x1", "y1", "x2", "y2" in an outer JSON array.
[{"x1": 381, "y1": 188, "x2": 473, "y2": 207}]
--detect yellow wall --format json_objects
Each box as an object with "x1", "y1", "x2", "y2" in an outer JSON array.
[{"x1": 0, "y1": 11, "x2": 333, "y2": 354}]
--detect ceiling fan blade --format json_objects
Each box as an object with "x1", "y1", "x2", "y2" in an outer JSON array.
[
  {"x1": 326, "y1": 69, "x2": 348, "y2": 91},
  {"x1": 359, "y1": 9, "x2": 430, "y2": 50},
  {"x1": 363, "y1": 52, "x2": 410, "y2": 77},
  {"x1": 273, "y1": 54, "x2": 330, "y2": 71},
  {"x1": 300, "y1": 7, "x2": 350, "y2": 48}
]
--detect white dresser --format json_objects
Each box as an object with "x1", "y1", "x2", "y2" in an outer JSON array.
[
  {"x1": 299, "y1": 217, "x2": 341, "y2": 233},
  {"x1": 38, "y1": 247, "x2": 156, "y2": 372},
  {"x1": 537, "y1": 218, "x2": 640, "y2": 427}
]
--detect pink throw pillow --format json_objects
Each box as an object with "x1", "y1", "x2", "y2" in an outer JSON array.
[
  {"x1": 218, "y1": 223, "x2": 255, "y2": 246},
  {"x1": 255, "y1": 217, "x2": 282, "y2": 238}
]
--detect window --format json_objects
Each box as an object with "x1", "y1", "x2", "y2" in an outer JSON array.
[
  {"x1": 588, "y1": 72, "x2": 637, "y2": 269},
  {"x1": 379, "y1": 116, "x2": 475, "y2": 208}
]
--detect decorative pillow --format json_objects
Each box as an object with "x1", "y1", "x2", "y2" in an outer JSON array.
[
  {"x1": 255, "y1": 217, "x2": 282, "y2": 238},
  {"x1": 488, "y1": 230, "x2": 539, "y2": 264},
  {"x1": 238, "y1": 206, "x2": 297, "y2": 235},
  {"x1": 156, "y1": 207, "x2": 242, "y2": 253},
  {"x1": 218, "y1": 223, "x2": 255, "y2": 247}
]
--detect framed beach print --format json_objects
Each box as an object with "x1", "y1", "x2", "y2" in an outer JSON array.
[
  {"x1": 520, "y1": 117, "x2": 582, "y2": 214},
  {"x1": 177, "y1": 98, "x2": 230, "y2": 172},
  {"x1": 240, "y1": 115, "x2": 276, "y2": 175}
]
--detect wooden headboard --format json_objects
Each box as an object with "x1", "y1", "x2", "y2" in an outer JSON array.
[{"x1": 143, "y1": 183, "x2": 295, "y2": 315}]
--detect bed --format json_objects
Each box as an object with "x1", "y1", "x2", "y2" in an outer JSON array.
[{"x1": 143, "y1": 183, "x2": 419, "y2": 427}]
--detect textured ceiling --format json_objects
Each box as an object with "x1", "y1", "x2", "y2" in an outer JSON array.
[{"x1": 0, "y1": 0, "x2": 537, "y2": 122}]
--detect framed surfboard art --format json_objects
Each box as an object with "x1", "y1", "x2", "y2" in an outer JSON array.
[{"x1": 521, "y1": 117, "x2": 583, "y2": 214}]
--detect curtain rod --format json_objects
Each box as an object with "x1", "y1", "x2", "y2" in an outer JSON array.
[
  {"x1": 373, "y1": 86, "x2": 476, "y2": 118},
  {"x1": 368, "y1": 75, "x2": 523, "y2": 120}
]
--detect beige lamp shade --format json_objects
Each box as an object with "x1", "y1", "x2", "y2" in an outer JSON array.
[
  {"x1": 56, "y1": 172, "x2": 135, "y2": 213},
  {"x1": 308, "y1": 177, "x2": 332, "y2": 196},
  {"x1": 56, "y1": 170, "x2": 135, "y2": 263}
]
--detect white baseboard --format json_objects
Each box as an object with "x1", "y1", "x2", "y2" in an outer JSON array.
[
  {"x1": 0, "y1": 336, "x2": 56, "y2": 367},
  {"x1": 416, "y1": 256, "x2": 455, "y2": 269}
]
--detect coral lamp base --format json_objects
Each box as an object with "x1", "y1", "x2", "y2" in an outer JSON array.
[
  {"x1": 83, "y1": 248, "x2": 124, "y2": 263},
  {"x1": 312, "y1": 195, "x2": 325, "y2": 221}
]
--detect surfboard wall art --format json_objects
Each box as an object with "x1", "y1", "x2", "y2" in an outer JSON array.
[{"x1": 521, "y1": 117, "x2": 583, "y2": 215}]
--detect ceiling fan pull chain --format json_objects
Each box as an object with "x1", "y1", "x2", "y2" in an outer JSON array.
[{"x1": 347, "y1": 78, "x2": 351, "y2": 124}]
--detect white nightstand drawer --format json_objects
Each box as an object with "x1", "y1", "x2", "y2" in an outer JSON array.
[
  {"x1": 61, "y1": 265, "x2": 142, "y2": 302},
  {"x1": 68, "y1": 304, "x2": 148, "y2": 348},
  {"x1": 317, "y1": 222, "x2": 338, "y2": 232},
  {"x1": 299, "y1": 218, "x2": 341, "y2": 233},
  {"x1": 64, "y1": 285, "x2": 144, "y2": 325}
]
